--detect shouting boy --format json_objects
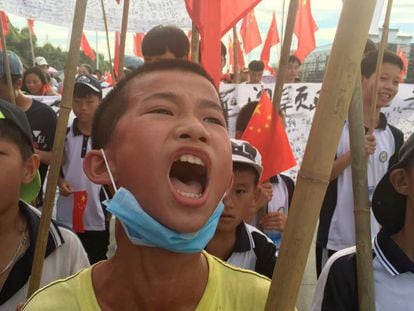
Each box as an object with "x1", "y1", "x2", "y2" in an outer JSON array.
[
  {"x1": 0, "y1": 100, "x2": 88, "y2": 310},
  {"x1": 24, "y1": 60, "x2": 270, "y2": 310},
  {"x1": 312, "y1": 132, "x2": 414, "y2": 310},
  {"x1": 206, "y1": 139, "x2": 277, "y2": 278}
]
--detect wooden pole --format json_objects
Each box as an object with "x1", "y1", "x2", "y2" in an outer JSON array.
[
  {"x1": 232, "y1": 26, "x2": 240, "y2": 83},
  {"x1": 271, "y1": 0, "x2": 298, "y2": 115},
  {"x1": 28, "y1": 20, "x2": 36, "y2": 67},
  {"x1": 280, "y1": 0, "x2": 286, "y2": 58},
  {"x1": 369, "y1": 0, "x2": 393, "y2": 132},
  {"x1": 117, "y1": 0, "x2": 130, "y2": 79},
  {"x1": 100, "y1": 0, "x2": 116, "y2": 83},
  {"x1": 191, "y1": 22, "x2": 200, "y2": 64},
  {"x1": 27, "y1": 0, "x2": 88, "y2": 297},
  {"x1": 348, "y1": 74, "x2": 376, "y2": 311},
  {"x1": 0, "y1": 19, "x2": 15, "y2": 105},
  {"x1": 265, "y1": 0, "x2": 377, "y2": 310}
]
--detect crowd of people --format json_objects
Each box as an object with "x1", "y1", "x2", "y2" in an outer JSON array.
[{"x1": 0, "y1": 23, "x2": 412, "y2": 311}]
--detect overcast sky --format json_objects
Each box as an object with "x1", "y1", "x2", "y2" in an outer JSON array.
[{"x1": 8, "y1": 0, "x2": 414, "y2": 64}]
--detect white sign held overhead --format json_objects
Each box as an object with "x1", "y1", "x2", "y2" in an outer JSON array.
[{"x1": 0, "y1": 0, "x2": 192, "y2": 32}]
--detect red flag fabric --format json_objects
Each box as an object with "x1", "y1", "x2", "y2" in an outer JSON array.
[
  {"x1": 104, "y1": 70, "x2": 114, "y2": 86},
  {"x1": 185, "y1": 0, "x2": 260, "y2": 86},
  {"x1": 81, "y1": 32, "x2": 96, "y2": 61},
  {"x1": 241, "y1": 92, "x2": 296, "y2": 182},
  {"x1": 240, "y1": 10, "x2": 262, "y2": 54},
  {"x1": 27, "y1": 18, "x2": 35, "y2": 34},
  {"x1": 133, "y1": 32, "x2": 144, "y2": 58},
  {"x1": 294, "y1": 0, "x2": 317, "y2": 62},
  {"x1": 260, "y1": 11, "x2": 279, "y2": 72},
  {"x1": 0, "y1": 11, "x2": 9, "y2": 36},
  {"x1": 228, "y1": 33, "x2": 245, "y2": 73},
  {"x1": 72, "y1": 191, "x2": 87, "y2": 233},
  {"x1": 113, "y1": 32, "x2": 120, "y2": 79},
  {"x1": 397, "y1": 47, "x2": 408, "y2": 82}
]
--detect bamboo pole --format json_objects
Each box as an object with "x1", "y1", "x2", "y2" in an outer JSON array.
[
  {"x1": 191, "y1": 22, "x2": 200, "y2": 64},
  {"x1": 369, "y1": 0, "x2": 393, "y2": 132},
  {"x1": 348, "y1": 74, "x2": 375, "y2": 310},
  {"x1": 117, "y1": 0, "x2": 130, "y2": 79},
  {"x1": 232, "y1": 26, "x2": 240, "y2": 83},
  {"x1": 28, "y1": 20, "x2": 36, "y2": 67},
  {"x1": 27, "y1": 0, "x2": 88, "y2": 297},
  {"x1": 265, "y1": 0, "x2": 377, "y2": 310},
  {"x1": 280, "y1": 0, "x2": 286, "y2": 58},
  {"x1": 0, "y1": 19, "x2": 15, "y2": 105},
  {"x1": 100, "y1": 0, "x2": 116, "y2": 83},
  {"x1": 271, "y1": 0, "x2": 298, "y2": 115}
]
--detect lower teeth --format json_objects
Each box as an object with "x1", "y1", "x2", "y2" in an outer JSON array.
[{"x1": 176, "y1": 189, "x2": 202, "y2": 199}]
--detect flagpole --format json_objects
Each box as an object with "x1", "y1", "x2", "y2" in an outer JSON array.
[
  {"x1": 348, "y1": 74, "x2": 376, "y2": 311},
  {"x1": 191, "y1": 22, "x2": 200, "y2": 64},
  {"x1": 27, "y1": 0, "x2": 88, "y2": 297},
  {"x1": 280, "y1": 0, "x2": 286, "y2": 58},
  {"x1": 100, "y1": 0, "x2": 116, "y2": 83},
  {"x1": 271, "y1": 0, "x2": 298, "y2": 116},
  {"x1": 27, "y1": 19, "x2": 36, "y2": 67},
  {"x1": 369, "y1": 0, "x2": 393, "y2": 132},
  {"x1": 233, "y1": 26, "x2": 240, "y2": 83},
  {"x1": 117, "y1": 0, "x2": 130, "y2": 79},
  {"x1": 265, "y1": 0, "x2": 377, "y2": 309},
  {"x1": 0, "y1": 17, "x2": 15, "y2": 105},
  {"x1": 96, "y1": 30, "x2": 99, "y2": 70}
]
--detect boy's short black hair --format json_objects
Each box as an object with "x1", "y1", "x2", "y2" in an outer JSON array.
[
  {"x1": 91, "y1": 59, "x2": 225, "y2": 150},
  {"x1": 248, "y1": 60, "x2": 264, "y2": 72},
  {"x1": 361, "y1": 50, "x2": 403, "y2": 78},
  {"x1": 364, "y1": 39, "x2": 377, "y2": 55},
  {"x1": 142, "y1": 25, "x2": 189, "y2": 59},
  {"x1": 288, "y1": 55, "x2": 301, "y2": 66},
  {"x1": 236, "y1": 100, "x2": 258, "y2": 133},
  {"x1": 233, "y1": 162, "x2": 260, "y2": 186},
  {"x1": 0, "y1": 120, "x2": 33, "y2": 161}
]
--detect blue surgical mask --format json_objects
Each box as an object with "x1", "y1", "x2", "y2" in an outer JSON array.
[{"x1": 100, "y1": 149, "x2": 224, "y2": 254}]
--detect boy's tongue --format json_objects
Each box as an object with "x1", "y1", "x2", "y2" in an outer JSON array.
[{"x1": 170, "y1": 177, "x2": 202, "y2": 195}]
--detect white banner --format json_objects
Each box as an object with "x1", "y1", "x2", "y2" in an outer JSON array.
[{"x1": 0, "y1": 0, "x2": 191, "y2": 32}]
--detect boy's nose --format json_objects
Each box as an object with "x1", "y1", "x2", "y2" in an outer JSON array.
[
  {"x1": 176, "y1": 116, "x2": 209, "y2": 143},
  {"x1": 222, "y1": 193, "x2": 233, "y2": 207}
]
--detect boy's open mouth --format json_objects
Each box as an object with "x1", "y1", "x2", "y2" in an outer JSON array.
[{"x1": 169, "y1": 154, "x2": 207, "y2": 199}]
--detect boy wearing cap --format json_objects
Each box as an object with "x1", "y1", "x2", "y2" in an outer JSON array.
[
  {"x1": 0, "y1": 51, "x2": 57, "y2": 208},
  {"x1": 24, "y1": 60, "x2": 270, "y2": 310},
  {"x1": 206, "y1": 139, "x2": 277, "y2": 278},
  {"x1": 0, "y1": 100, "x2": 88, "y2": 310},
  {"x1": 311, "y1": 132, "x2": 414, "y2": 310},
  {"x1": 247, "y1": 60, "x2": 264, "y2": 84},
  {"x1": 57, "y1": 74, "x2": 108, "y2": 264}
]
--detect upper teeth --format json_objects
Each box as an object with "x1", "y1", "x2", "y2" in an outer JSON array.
[{"x1": 177, "y1": 154, "x2": 205, "y2": 166}]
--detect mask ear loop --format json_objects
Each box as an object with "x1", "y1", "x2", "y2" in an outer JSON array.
[{"x1": 100, "y1": 148, "x2": 118, "y2": 192}]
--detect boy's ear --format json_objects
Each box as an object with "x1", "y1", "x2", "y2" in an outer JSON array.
[
  {"x1": 389, "y1": 168, "x2": 410, "y2": 196},
  {"x1": 83, "y1": 150, "x2": 114, "y2": 186},
  {"x1": 22, "y1": 153, "x2": 40, "y2": 185}
]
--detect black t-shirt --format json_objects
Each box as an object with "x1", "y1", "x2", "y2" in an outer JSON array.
[{"x1": 25, "y1": 99, "x2": 57, "y2": 206}]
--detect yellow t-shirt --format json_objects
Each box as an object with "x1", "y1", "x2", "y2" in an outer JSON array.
[{"x1": 23, "y1": 252, "x2": 270, "y2": 310}]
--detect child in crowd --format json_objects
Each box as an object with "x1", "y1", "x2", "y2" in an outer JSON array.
[
  {"x1": 57, "y1": 74, "x2": 108, "y2": 264},
  {"x1": 24, "y1": 60, "x2": 270, "y2": 310},
  {"x1": 206, "y1": 139, "x2": 277, "y2": 278},
  {"x1": 0, "y1": 100, "x2": 88, "y2": 310},
  {"x1": 312, "y1": 132, "x2": 414, "y2": 310},
  {"x1": 316, "y1": 50, "x2": 405, "y2": 275}
]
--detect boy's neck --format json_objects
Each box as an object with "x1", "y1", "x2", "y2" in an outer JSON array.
[
  {"x1": 92, "y1": 232, "x2": 209, "y2": 310},
  {"x1": 0, "y1": 202, "x2": 24, "y2": 237},
  {"x1": 205, "y1": 229, "x2": 237, "y2": 261},
  {"x1": 15, "y1": 91, "x2": 32, "y2": 112},
  {"x1": 76, "y1": 119, "x2": 92, "y2": 136},
  {"x1": 362, "y1": 101, "x2": 381, "y2": 129},
  {"x1": 391, "y1": 203, "x2": 414, "y2": 262}
]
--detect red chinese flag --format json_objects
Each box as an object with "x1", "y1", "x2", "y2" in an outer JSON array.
[
  {"x1": 260, "y1": 11, "x2": 279, "y2": 70},
  {"x1": 294, "y1": 0, "x2": 317, "y2": 62},
  {"x1": 113, "y1": 32, "x2": 120, "y2": 79},
  {"x1": 185, "y1": 0, "x2": 260, "y2": 86},
  {"x1": 133, "y1": 32, "x2": 144, "y2": 58},
  {"x1": 27, "y1": 18, "x2": 35, "y2": 34},
  {"x1": 81, "y1": 32, "x2": 96, "y2": 61},
  {"x1": 241, "y1": 92, "x2": 296, "y2": 182},
  {"x1": 240, "y1": 10, "x2": 262, "y2": 54},
  {"x1": 234, "y1": 31, "x2": 245, "y2": 70},
  {"x1": 73, "y1": 191, "x2": 87, "y2": 233},
  {"x1": 397, "y1": 47, "x2": 408, "y2": 82},
  {"x1": 0, "y1": 11, "x2": 9, "y2": 36}
]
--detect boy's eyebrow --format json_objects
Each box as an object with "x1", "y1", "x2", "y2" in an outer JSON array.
[{"x1": 142, "y1": 91, "x2": 222, "y2": 111}]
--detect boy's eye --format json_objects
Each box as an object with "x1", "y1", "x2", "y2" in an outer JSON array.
[
  {"x1": 235, "y1": 189, "x2": 246, "y2": 195},
  {"x1": 204, "y1": 116, "x2": 225, "y2": 126},
  {"x1": 150, "y1": 108, "x2": 173, "y2": 115}
]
